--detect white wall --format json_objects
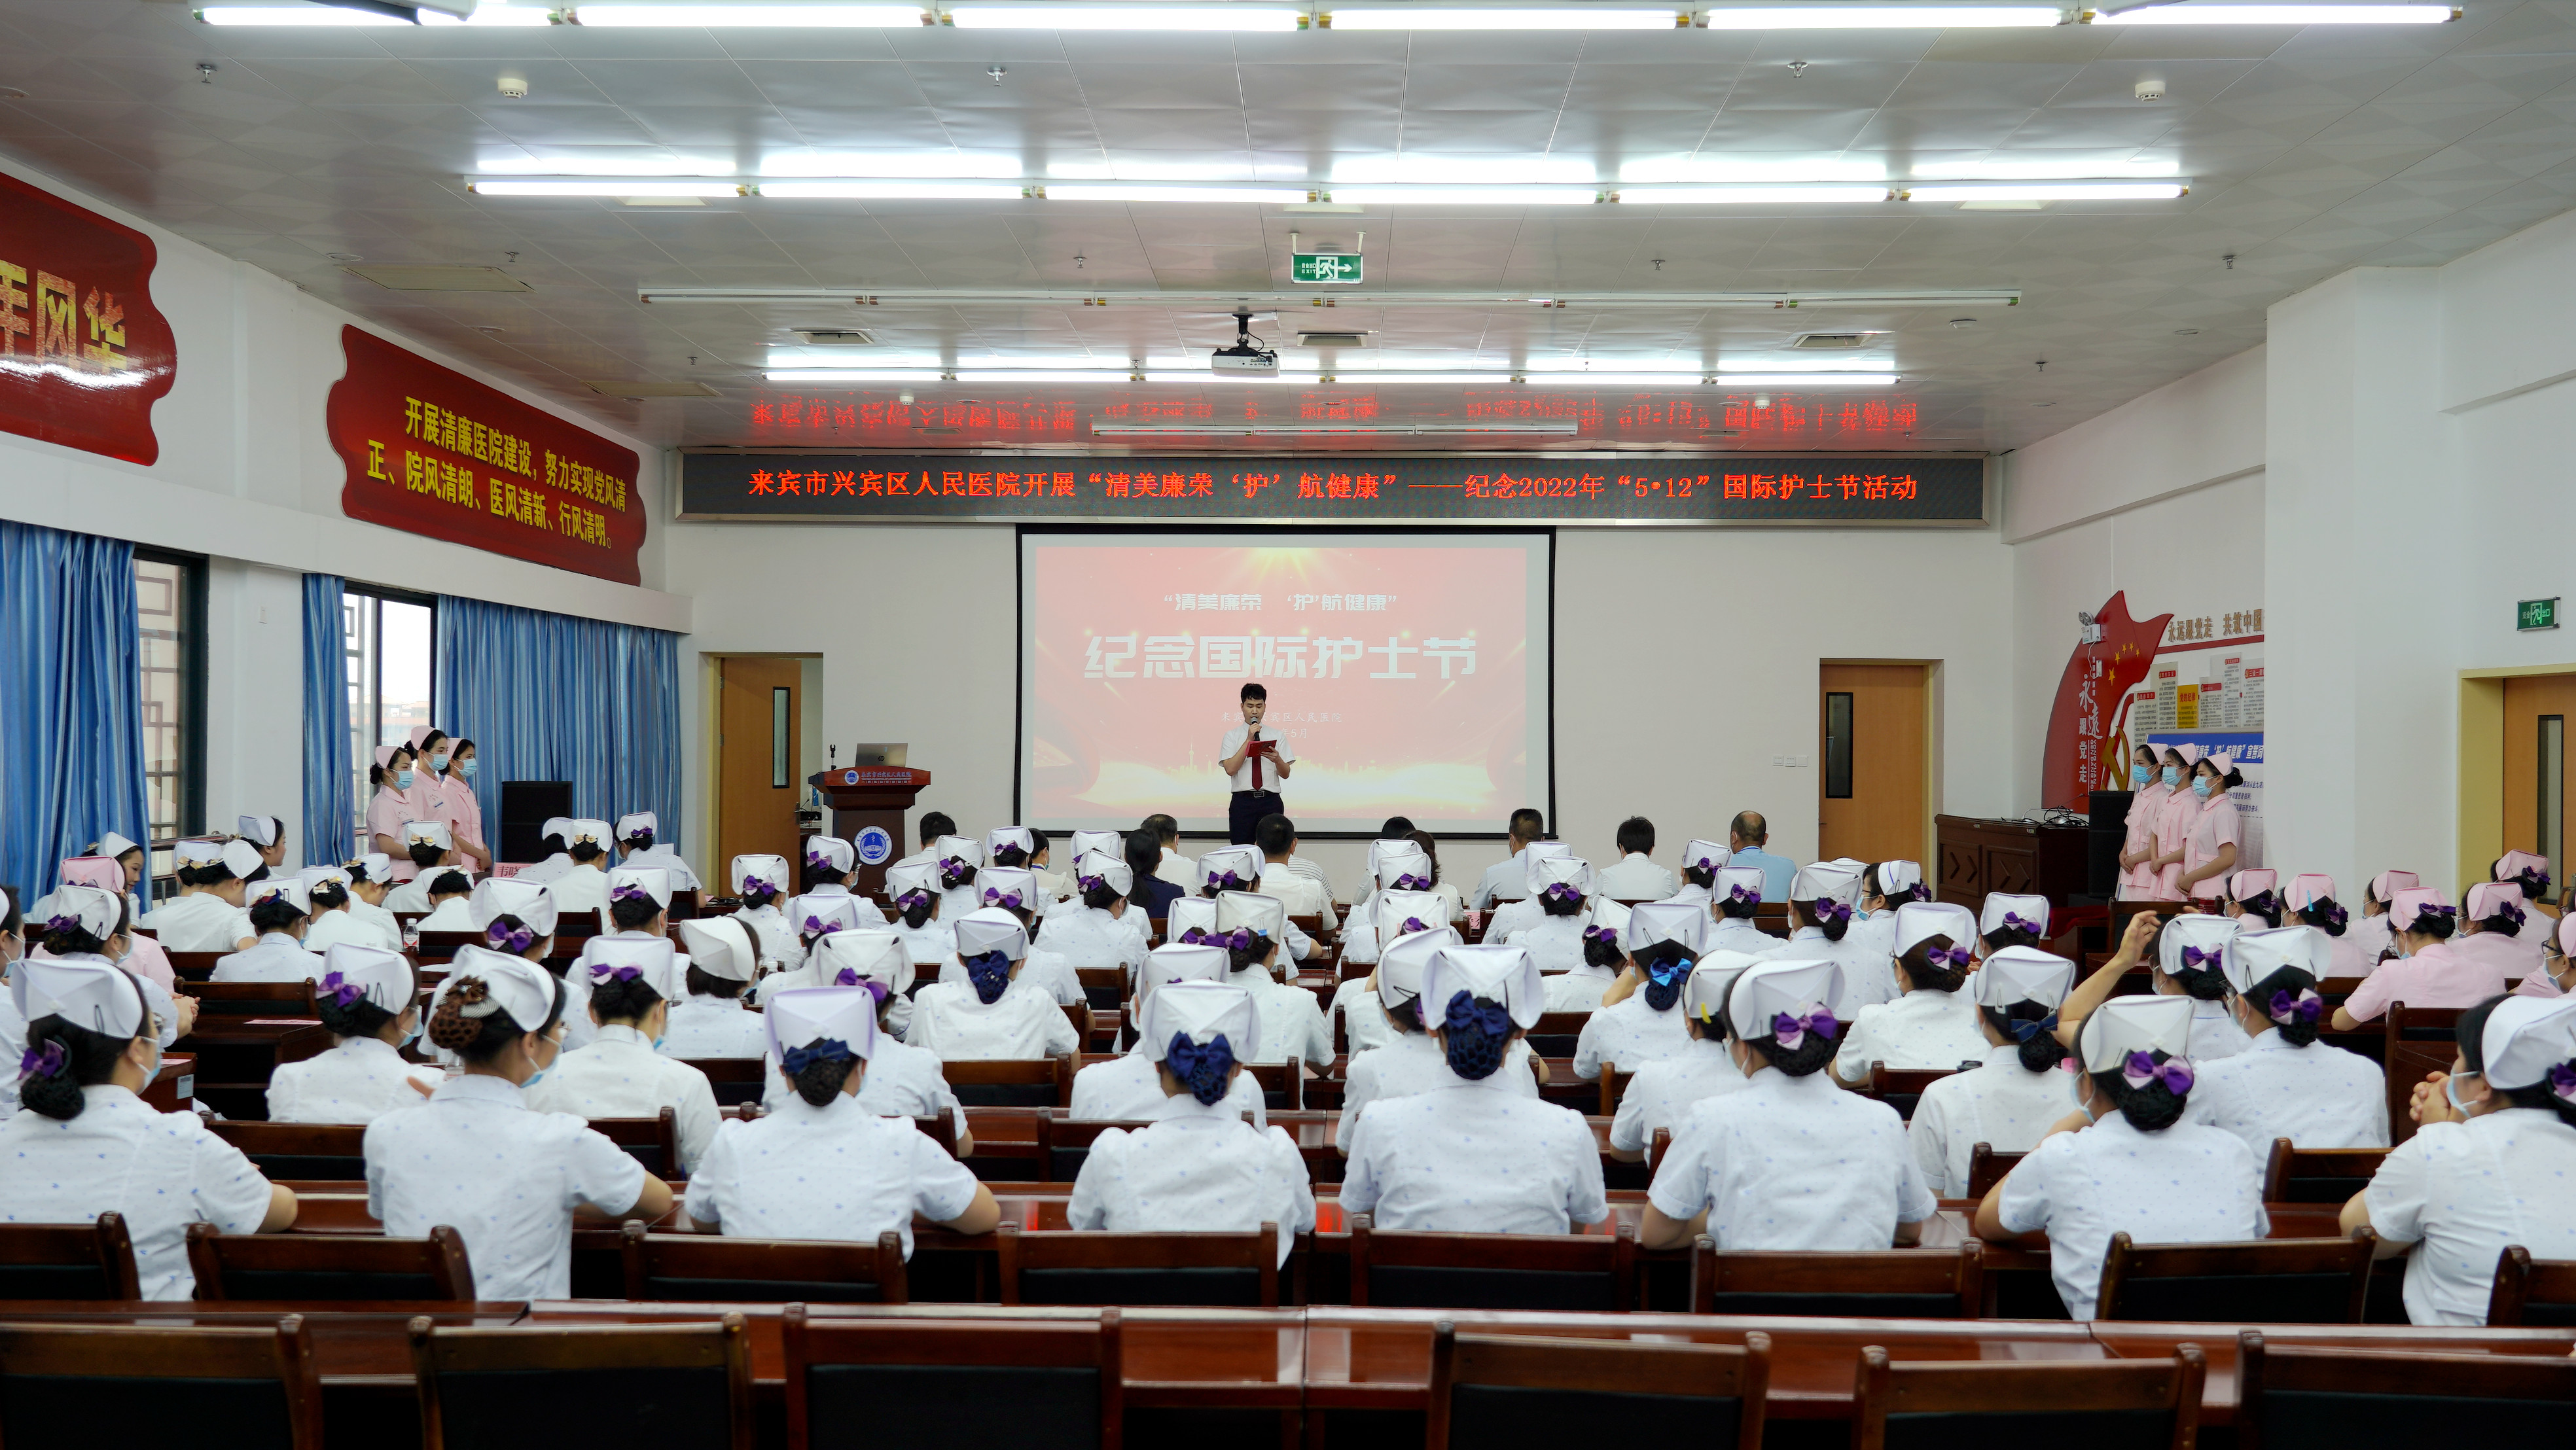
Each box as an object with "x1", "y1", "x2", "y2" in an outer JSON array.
[{"x1": 666, "y1": 516, "x2": 2023, "y2": 893}]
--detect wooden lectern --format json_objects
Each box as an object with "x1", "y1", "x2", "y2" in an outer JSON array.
[{"x1": 808, "y1": 765, "x2": 933, "y2": 898}]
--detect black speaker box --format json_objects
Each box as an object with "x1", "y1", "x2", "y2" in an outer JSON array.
[{"x1": 500, "y1": 780, "x2": 573, "y2": 865}]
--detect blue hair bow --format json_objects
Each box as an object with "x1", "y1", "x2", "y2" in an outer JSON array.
[
  {"x1": 780, "y1": 1038, "x2": 855, "y2": 1074},
  {"x1": 2007, "y1": 1012, "x2": 2060, "y2": 1043},
  {"x1": 964, "y1": 949, "x2": 1014, "y2": 1004},
  {"x1": 1442, "y1": 989, "x2": 1512, "y2": 1040},
  {"x1": 1646, "y1": 957, "x2": 1692, "y2": 990},
  {"x1": 1166, "y1": 1031, "x2": 1235, "y2": 1086}
]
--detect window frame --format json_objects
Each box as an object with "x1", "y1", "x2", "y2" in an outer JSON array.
[
  {"x1": 133, "y1": 548, "x2": 207, "y2": 892},
  {"x1": 343, "y1": 582, "x2": 438, "y2": 856}
]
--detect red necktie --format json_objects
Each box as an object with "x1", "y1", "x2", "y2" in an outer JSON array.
[{"x1": 1248, "y1": 732, "x2": 1262, "y2": 789}]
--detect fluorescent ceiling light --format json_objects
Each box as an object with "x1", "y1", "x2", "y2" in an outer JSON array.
[
  {"x1": 571, "y1": 4, "x2": 927, "y2": 25},
  {"x1": 1714, "y1": 357, "x2": 1893, "y2": 371},
  {"x1": 1328, "y1": 7, "x2": 1683, "y2": 28},
  {"x1": 1095, "y1": 422, "x2": 1583, "y2": 434},
  {"x1": 641, "y1": 285, "x2": 2020, "y2": 307},
  {"x1": 950, "y1": 4, "x2": 1301, "y2": 27},
  {"x1": 422, "y1": 5, "x2": 557, "y2": 23},
  {"x1": 199, "y1": 6, "x2": 412, "y2": 24},
  {"x1": 1909, "y1": 159, "x2": 2180, "y2": 180},
  {"x1": 1906, "y1": 181, "x2": 2185, "y2": 199},
  {"x1": 1333, "y1": 156, "x2": 1596, "y2": 185},
  {"x1": 1048, "y1": 184, "x2": 1313, "y2": 203},
  {"x1": 470, "y1": 179, "x2": 743, "y2": 197},
  {"x1": 1697, "y1": 6, "x2": 2063, "y2": 26},
  {"x1": 757, "y1": 180, "x2": 1031, "y2": 199},
  {"x1": 1329, "y1": 186, "x2": 1601, "y2": 205},
  {"x1": 1715, "y1": 372, "x2": 1897, "y2": 385},
  {"x1": 1619, "y1": 158, "x2": 1886, "y2": 184},
  {"x1": 763, "y1": 154, "x2": 1020, "y2": 179},
  {"x1": 1619, "y1": 185, "x2": 1890, "y2": 203},
  {"x1": 2095, "y1": 3, "x2": 2454, "y2": 22},
  {"x1": 764, "y1": 369, "x2": 948, "y2": 381}
]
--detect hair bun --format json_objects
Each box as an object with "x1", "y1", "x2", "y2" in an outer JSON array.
[{"x1": 427, "y1": 976, "x2": 492, "y2": 1049}]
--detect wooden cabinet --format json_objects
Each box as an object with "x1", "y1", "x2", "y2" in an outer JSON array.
[{"x1": 1935, "y1": 815, "x2": 2090, "y2": 909}]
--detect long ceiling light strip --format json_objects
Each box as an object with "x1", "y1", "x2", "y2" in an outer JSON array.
[
  {"x1": 1093, "y1": 423, "x2": 1584, "y2": 435},
  {"x1": 198, "y1": 3, "x2": 2461, "y2": 27},
  {"x1": 477, "y1": 177, "x2": 2185, "y2": 203},
  {"x1": 2094, "y1": 3, "x2": 2455, "y2": 22},
  {"x1": 1326, "y1": 9, "x2": 1689, "y2": 29},
  {"x1": 762, "y1": 366, "x2": 1900, "y2": 385},
  {"x1": 653, "y1": 286, "x2": 2022, "y2": 307}
]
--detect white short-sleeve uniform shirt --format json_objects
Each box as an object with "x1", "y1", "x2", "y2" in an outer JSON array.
[
  {"x1": 1037, "y1": 907, "x2": 1150, "y2": 975},
  {"x1": 364, "y1": 1074, "x2": 648, "y2": 1301},
  {"x1": 306, "y1": 906, "x2": 402, "y2": 954},
  {"x1": 1069, "y1": 1052, "x2": 1266, "y2": 1123},
  {"x1": 1831, "y1": 989, "x2": 1992, "y2": 1084},
  {"x1": 1482, "y1": 898, "x2": 1543, "y2": 945},
  {"x1": 2183, "y1": 1031, "x2": 2389, "y2": 1154},
  {"x1": 2363, "y1": 1108, "x2": 2576, "y2": 1325},
  {"x1": 2184, "y1": 998, "x2": 2253, "y2": 1062},
  {"x1": 266, "y1": 1036, "x2": 440, "y2": 1124},
  {"x1": 1333, "y1": 1033, "x2": 1538, "y2": 1150},
  {"x1": 1994, "y1": 1112, "x2": 2268, "y2": 1319},
  {"x1": 1906, "y1": 1045, "x2": 2079, "y2": 1197},
  {"x1": 1572, "y1": 995, "x2": 1692, "y2": 1080},
  {"x1": 889, "y1": 913, "x2": 957, "y2": 967},
  {"x1": 139, "y1": 892, "x2": 256, "y2": 953},
  {"x1": 760, "y1": 1036, "x2": 967, "y2": 1142},
  {"x1": 1647, "y1": 1070, "x2": 1937, "y2": 1251},
  {"x1": 1541, "y1": 965, "x2": 1620, "y2": 1014},
  {"x1": 1609, "y1": 1038, "x2": 1750, "y2": 1161},
  {"x1": 906, "y1": 981, "x2": 1082, "y2": 1061},
  {"x1": 1514, "y1": 916, "x2": 1589, "y2": 976},
  {"x1": 1757, "y1": 927, "x2": 1897, "y2": 1011},
  {"x1": 209, "y1": 934, "x2": 327, "y2": 983},
  {"x1": 1068, "y1": 1093, "x2": 1316, "y2": 1264},
  {"x1": 548, "y1": 863, "x2": 613, "y2": 917},
  {"x1": 416, "y1": 898, "x2": 476, "y2": 931},
  {"x1": 657, "y1": 994, "x2": 770, "y2": 1060},
  {"x1": 1340, "y1": 1074, "x2": 1609, "y2": 1235},
  {"x1": 1706, "y1": 917, "x2": 1776, "y2": 957},
  {"x1": 687, "y1": 1097, "x2": 980, "y2": 1260},
  {"x1": 526, "y1": 1025, "x2": 724, "y2": 1173},
  {"x1": 0, "y1": 1084, "x2": 274, "y2": 1300},
  {"x1": 1230, "y1": 970, "x2": 1333, "y2": 1069},
  {"x1": 1330, "y1": 979, "x2": 1399, "y2": 1056},
  {"x1": 940, "y1": 946, "x2": 1082, "y2": 1006}
]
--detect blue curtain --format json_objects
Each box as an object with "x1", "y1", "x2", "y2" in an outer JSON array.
[
  {"x1": 302, "y1": 575, "x2": 353, "y2": 867},
  {"x1": 0, "y1": 521, "x2": 146, "y2": 902},
  {"x1": 434, "y1": 595, "x2": 681, "y2": 862}
]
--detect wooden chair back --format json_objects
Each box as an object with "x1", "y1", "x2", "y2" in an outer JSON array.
[
  {"x1": 1075, "y1": 966, "x2": 1126, "y2": 1010},
  {"x1": 210, "y1": 1120, "x2": 368, "y2": 1181},
  {"x1": 183, "y1": 980, "x2": 317, "y2": 1017},
  {"x1": 1350, "y1": 1215, "x2": 1637, "y2": 1312},
  {"x1": 2261, "y1": 1140, "x2": 2391, "y2": 1204},
  {"x1": 2097, "y1": 1230, "x2": 2376, "y2": 1324},
  {"x1": 0, "y1": 1314, "x2": 325, "y2": 1448},
  {"x1": 946, "y1": 1054, "x2": 1075, "y2": 1108},
  {"x1": 2236, "y1": 1328, "x2": 2576, "y2": 1449},
  {"x1": 410, "y1": 1313, "x2": 753, "y2": 1450},
  {"x1": 1594, "y1": 1063, "x2": 1634, "y2": 1119},
  {"x1": 2486, "y1": 1245, "x2": 2576, "y2": 1328},
  {"x1": 618, "y1": 1224, "x2": 906, "y2": 1305},
  {"x1": 669, "y1": 889, "x2": 701, "y2": 921},
  {"x1": 996, "y1": 1221, "x2": 1278, "y2": 1307},
  {"x1": 1864, "y1": 1064, "x2": 1958, "y2": 1122},
  {"x1": 586, "y1": 1108, "x2": 684, "y2": 1178},
  {"x1": 1690, "y1": 1239, "x2": 1984, "y2": 1318},
  {"x1": 779, "y1": 1304, "x2": 1121, "y2": 1450},
  {"x1": 1850, "y1": 1343, "x2": 2206, "y2": 1450},
  {"x1": 1965, "y1": 1142, "x2": 2024, "y2": 1199},
  {"x1": 414, "y1": 930, "x2": 478, "y2": 963},
  {"x1": 187, "y1": 1223, "x2": 474, "y2": 1301},
  {"x1": 1751, "y1": 902, "x2": 1791, "y2": 938},
  {"x1": 1428, "y1": 1322, "x2": 1770, "y2": 1449},
  {"x1": 168, "y1": 949, "x2": 224, "y2": 981},
  {"x1": 1244, "y1": 1061, "x2": 1303, "y2": 1111},
  {"x1": 1526, "y1": 1012, "x2": 1588, "y2": 1059},
  {"x1": 0, "y1": 1214, "x2": 140, "y2": 1300},
  {"x1": 2385, "y1": 1002, "x2": 2463, "y2": 1145},
  {"x1": 681, "y1": 1055, "x2": 769, "y2": 1108},
  {"x1": 552, "y1": 909, "x2": 603, "y2": 940}
]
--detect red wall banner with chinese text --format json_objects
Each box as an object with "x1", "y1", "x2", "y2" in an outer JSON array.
[
  {"x1": 327, "y1": 326, "x2": 645, "y2": 585},
  {"x1": 2041, "y1": 592, "x2": 2175, "y2": 811},
  {"x1": 0, "y1": 171, "x2": 177, "y2": 465}
]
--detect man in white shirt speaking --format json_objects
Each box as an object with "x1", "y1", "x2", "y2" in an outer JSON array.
[{"x1": 1219, "y1": 682, "x2": 1296, "y2": 846}]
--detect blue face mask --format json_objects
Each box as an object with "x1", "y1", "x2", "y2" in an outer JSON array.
[
  {"x1": 458, "y1": 759, "x2": 478, "y2": 779},
  {"x1": 429, "y1": 752, "x2": 450, "y2": 772},
  {"x1": 2444, "y1": 1071, "x2": 2479, "y2": 1115},
  {"x1": 2191, "y1": 777, "x2": 2213, "y2": 800},
  {"x1": 394, "y1": 769, "x2": 414, "y2": 790},
  {"x1": 2133, "y1": 764, "x2": 2156, "y2": 788},
  {"x1": 2162, "y1": 766, "x2": 2181, "y2": 787}
]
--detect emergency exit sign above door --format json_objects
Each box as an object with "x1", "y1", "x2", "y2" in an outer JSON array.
[
  {"x1": 1291, "y1": 253, "x2": 1361, "y2": 285},
  {"x1": 2520, "y1": 597, "x2": 2560, "y2": 631}
]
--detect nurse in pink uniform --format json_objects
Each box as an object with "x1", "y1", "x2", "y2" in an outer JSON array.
[
  {"x1": 2177, "y1": 749, "x2": 2244, "y2": 904},
  {"x1": 437, "y1": 736, "x2": 490, "y2": 871},
  {"x1": 2455, "y1": 881, "x2": 2546, "y2": 987},
  {"x1": 2513, "y1": 914, "x2": 2576, "y2": 999},
  {"x1": 2285, "y1": 874, "x2": 2369, "y2": 980},
  {"x1": 2116, "y1": 741, "x2": 2170, "y2": 901},
  {"x1": 2146, "y1": 743, "x2": 2204, "y2": 902},
  {"x1": 2492, "y1": 851, "x2": 2559, "y2": 946},
  {"x1": 365, "y1": 744, "x2": 426, "y2": 882}
]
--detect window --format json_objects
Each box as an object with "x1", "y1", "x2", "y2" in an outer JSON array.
[
  {"x1": 343, "y1": 586, "x2": 436, "y2": 855},
  {"x1": 134, "y1": 551, "x2": 206, "y2": 889},
  {"x1": 1824, "y1": 690, "x2": 1854, "y2": 800}
]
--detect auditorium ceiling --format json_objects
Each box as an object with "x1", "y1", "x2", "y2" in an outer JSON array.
[{"x1": 5, "y1": 0, "x2": 2575, "y2": 455}]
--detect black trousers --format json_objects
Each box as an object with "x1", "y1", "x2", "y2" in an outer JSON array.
[{"x1": 1229, "y1": 789, "x2": 1282, "y2": 845}]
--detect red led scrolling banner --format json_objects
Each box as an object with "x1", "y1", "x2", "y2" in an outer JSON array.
[
  {"x1": 327, "y1": 327, "x2": 646, "y2": 585},
  {"x1": 679, "y1": 453, "x2": 1987, "y2": 525},
  {"x1": 0, "y1": 171, "x2": 177, "y2": 466}
]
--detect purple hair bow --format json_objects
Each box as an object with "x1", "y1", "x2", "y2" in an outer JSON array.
[
  {"x1": 486, "y1": 923, "x2": 537, "y2": 953},
  {"x1": 1077, "y1": 874, "x2": 1107, "y2": 894},
  {"x1": 1920, "y1": 945, "x2": 1973, "y2": 968},
  {"x1": 318, "y1": 970, "x2": 365, "y2": 1008},
  {"x1": 1690, "y1": 855, "x2": 1718, "y2": 872},
  {"x1": 1910, "y1": 883, "x2": 1931, "y2": 902},
  {"x1": 2122, "y1": 1050, "x2": 2194, "y2": 1094},
  {"x1": 1542, "y1": 881, "x2": 1583, "y2": 904},
  {"x1": 1391, "y1": 873, "x2": 1429, "y2": 891},
  {"x1": 1726, "y1": 884, "x2": 1761, "y2": 906},
  {"x1": 802, "y1": 915, "x2": 842, "y2": 938},
  {"x1": 2317, "y1": 902, "x2": 2349, "y2": 929},
  {"x1": 2408, "y1": 904, "x2": 2458, "y2": 927},
  {"x1": 804, "y1": 847, "x2": 833, "y2": 868},
  {"x1": 1179, "y1": 927, "x2": 1211, "y2": 945},
  {"x1": 983, "y1": 887, "x2": 1026, "y2": 911},
  {"x1": 590, "y1": 963, "x2": 643, "y2": 984},
  {"x1": 2496, "y1": 900, "x2": 2529, "y2": 929},
  {"x1": 609, "y1": 883, "x2": 653, "y2": 904},
  {"x1": 1816, "y1": 900, "x2": 1853, "y2": 924},
  {"x1": 835, "y1": 971, "x2": 891, "y2": 1006},
  {"x1": 895, "y1": 889, "x2": 932, "y2": 910},
  {"x1": 2179, "y1": 945, "x2": 2226, "y2": 970},
  {"x1": 1223, "y1": 927, "x2": 1261, "y2": 954},
  {"x1": 1583, "y1": 925, "x2": 1620, "y2": 946},
  {"x1": 1772, "y1": 1005, "x2": 1838, "y2": 1049},
  {"x1": 1208, "y1": 870, "x2": 1247, "y2": 891},
  {"x1": 41, "y1": 913, "x2": 80, "y2": 936},
  {"x1": 2550, "y1": 1062, "x2": 2576, "y2": 1103},
  {"x1": 2268, "y1": 988, "x2": 2323, "y2": 1025},
  {"x1": 1399, "y1": 917, "x2": 1431, "y2": 936},
  {"x1": 2518, "y1": 867, "x2": 2554, "y2": 896},
  {"x1": 16, "y1": 1040, "x2": 63, "y2": 1082},
  {"x1": 2001, "y1": 911, "x2": 2041, "y2": 934}
]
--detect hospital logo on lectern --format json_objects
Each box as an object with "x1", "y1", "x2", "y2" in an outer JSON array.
[{"x1": 856, "y1": 826, "x2": 895, "y2": 866}]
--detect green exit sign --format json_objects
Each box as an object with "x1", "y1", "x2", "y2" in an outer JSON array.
[
  {"x1": 2520, "y1": 597, "x2": 2560, "y2": 631},
  {"x1": 1291, "y1": 252, "x2": 1361, "y2": 285}
]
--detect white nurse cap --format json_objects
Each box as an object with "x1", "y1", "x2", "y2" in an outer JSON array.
[
  {"x1": 1680, "y1": 839, "x2": 1729, "y2": 875},
  {"x1": 1789, "y1": 861, "x2": 1861, "y2": 905},
  {"x1": 1974, "y1": 947, "x2": 2077, "y2": 1010},
  {"x1": 1376, "y1": 927, "x2": 1455, "y2": 1016},
  {"x1": 1140, "y1": 980, "x2": 1259, "y2": 1064},
  {"x1": 977, "y1": 867, "x2": 1039, "y2": 913},
  {"x1": 404, "y1": 820, "x2": 455, "y2": 851},
  {"x1": 2478, "y1": 996, "x2": 2576, "y2": 1093},
  {"x1": 987, "y1": 826, "x2": 1035, "y2": 860},
  {"x1": 810, "y1": 930, "x2": 912, "y2": 996},
  {"x1": 1622, "y1": 900, "x2": 1708, "y2": 956},
  {"x1": 2227, "y1": 925, "x2": 2330, "y2": 995},
  {"x1": 1980, "y1": 893, "x2": 2050, "y2": 939},
  {"x1": 1069, "y1": 830, "x2": 1122, "y2": 860},
  {"x1": 610, "y1": 866, "x2": 675, "y2": 912},
  {"x1": 765, "y1": 985, "x2": 879, "y2": 1064},
  {"x1": 617, "y1": 813, "x2": 659, "y2": 842},
  {"x1": 1526, "y1": 851, "x2": 1592, "y2": 898},
  {"x1": 248, "y1": 876, "x2": 312, "y2": 915},
  {"x1": 1421, "y1": 943, "x2": 1545, "y2": 1030},
  {"x1": 445, "y1": 949, "x2": 558, "y2": 1036},
  {"x1": 2157, "y1": 912, "x2": 2236, "y2": 978},
  {"x1": 1726, "y1": 957, "x2": 1846, "y2": 1047},
  {"x1": 1375, "y1": 847, "x2": 1435, "y2": 893},
  {"x1": 1679, "y1": 949, "x2": 1764, "y2": 1031},
  {"x1": 581, "y1": 936, "x2": 686, "y2": 1003},
  {"x1": 236, "y1": 815, "x2": 280, "y2": 847},
  {"x1": 1073, "y1": 851, "x2": 1134, "y2": 899},
  {"x1": 2078, "y1": 995, "x2": 2194, "y2": 1076},
  {"x1": 675, "y1": 915, "x2": 759, "y2": 980},
  {"x1": 1895, "y1": 901, "x2": 1977, "y2": 957},
  {"x1": 1137, "y1": 943, "x2": 1230, "y2": 1004},
  {"x1": 1198, "y1": 846, "x2": 1261, "y2": 893},
  {"x1": 12, "y1": 955, "x2": 147, "y2": 1038},
  {"x1": 1715, "y1": 866, "x2": 1766, "y2": 907},
  {"x1": 951, "y1": 906, "x2": 1029, "y2": 963},
  {"x1": 804, "y1": 836, "x2": 856, "y2": 875},
  {"x1": 318, "y1": 944, "x2": 413, "y2": 1013},
  {"x1": 469, "y1": 877, "x2": 558, "y2": 942},
  {"x1": 1166, "y1": 897, "x2": 1218, "y2": 945},
  {"x1": 732, "y1": 855, "x2": 789, "y2": 896}
]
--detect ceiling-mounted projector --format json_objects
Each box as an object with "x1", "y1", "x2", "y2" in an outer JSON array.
[{"x1": 1210, "y1": 308, "x2": 1279, "y2": 377}]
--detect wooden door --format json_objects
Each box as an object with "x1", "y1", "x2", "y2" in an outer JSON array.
[
  {"x1": 717, "y1": 657, "x2": 801, "y2": 885},
  {"x1": 1819, "y1": 663, "x2": 1931, "y2": 866},
  {"x1": 2502, "y1": 673, "x2": 2576, "y2": 895}
]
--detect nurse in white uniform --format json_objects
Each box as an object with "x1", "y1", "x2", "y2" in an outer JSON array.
[
  {"x1": 1705, "y1": 866, "x2": 1774, "y2": 956},
  {"x1": 1609, "y1": 950, "x2": 1760, "y2": 1164},
  {"x1": 615, "y1": 811, "x2": 704, "y2": 893},
  {"x1": 762, "y1": 896, "x2": 870, "y2": 1002},
  {"x1": 1340, "y1": 944, "x2": 1609, "y2": 1235},
  {"x1": 0, "y1": 946, "x2": 296, "y2": 1299},
  {"x1": 1070, "y1": 943, "x2": 1267, "y2": 1123},
  {"x1": 209, "y1": 877, "x2": 327, "y2": 983},
  {"x1": 760, "y1": 932, "x2": 965, "y2": 1146},
  {"x1": 2341, "y1": 993, "x2": 2576, "y2": 1324},
  {"x1": 661, "y1": 917, "x2": 771, "y2": 1059},
  {"x1": 1908, "y1": 947, "x2": 2083, "y2": 1197},
  {"x1": 1666, "y1": 838, "x2": 1728, "y2": 908},
  {"x1": 138, "y1": 838, "x2": 260, "y2": 952},
  {"x1": 1850, "y1": 859, "x2": 1926, "y2": 964},
  {"x1": 2153, "y1": 911, "x2": 2254, "y2": 1062},
  {"x1": 1833, "y1": 902, "x2": 1992, "y2": 1083},
  {"x1": 1333, "y1": 851, "x2": 1439, "y2": 968},
  {"x1": 1764, "y1": 861, "x2": 1895, "y2": 1009},
  {"x1": 907, "y1": 908, "x2": 1082, "y2": 1062},
  {"x1": 526, "y1": 936, "x2": 723, "y2": 1174},
  {"x1": 1211, "y1": 892, "x2": 1332, "y2": 1070},
  {"x1": 365, "y1": 951, "x2": 672, "y2": 1301},
  {"x1": 1643, "y1": 957, "x2": 1937, "y2": 1251},
  {"x1": 1975, "y1": 995, "x2": 2266, "y2": 1320},
  {"x1": 266, "y1": 944, "x2": 438, "y2": 1123},
  {"x1": 687, "y1": 985, "x2": 998, "y2": 1256},
  {"x1": 1505, "y1": 856, "x2": 1596, "y2": 972},
  {"x1": 545, "y1": 819, "x2": 617, "y2": 916},
  {"x1": 1480, "y1": 843, "x2": 1575, "y2": 945},
  {"x1": 728, "y1": 854, "x2": 793, "y2": 968},
  {"x1": 1035, "y1": 851, "x2": 1151, "y2": 976},
  {"x1": 1329, "y1": 888, "x2": 1451, "y2": 1056},
  {"x1": 1541, "y1": 898, "x2": 1630, "y2": 1012},
  {"x1": 931, "y1": 834, "x2": 988, "y2": 926},
  {"x1": 2184, "y1": 924, "x2": 2389, "y2": 1153},
  {"x1": 300, "y1": 866, "x2": 400, "y2": 953},
  {"x1": 1069, "y1": 980, "x2": 1314, "y2": 1261},
  {"x1": 1334, "y1": 927, "x2": 1539, "y2": 1152},
  {"x1": 884, "y1": 860, "x2": 956, "y2": 968},
  {"x1": 340, "y1": 854, "x2": 406, "y2": 946},
  {"x1": 936, "y1": 867, "x2": 1081, "y2": 1006},
  {"x1": 1573, "y1": 900, "x2": 1706, "y2": 1080},
  {"x1": 1197, "y1": 846, "x2": 1319, "y2": 962}
]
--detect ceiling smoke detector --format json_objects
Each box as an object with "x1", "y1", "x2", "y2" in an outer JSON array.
[
  {"x1": 2135, "y1": 78, "x2": 2165, "y2": 101},
  {"x1": 792, "y1": 327, "x2": 878, "y2": 345},
  {"x1": 1789, "y1": 330, "x2": 1880, "y2": 350}
]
